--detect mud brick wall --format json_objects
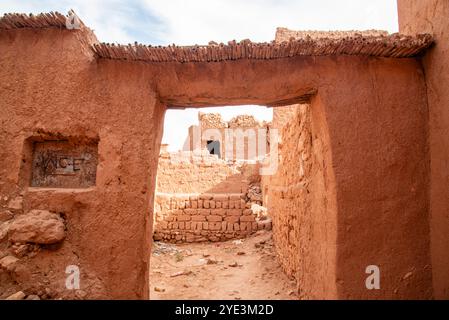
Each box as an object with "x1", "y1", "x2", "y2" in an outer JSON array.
[
  {"x1": 261, "y1": 105, "x2": 312, "y2": 294},
  {"x1": 398, "y1": 0, "x2": 449, "y2": 299},
  {"x1": 156, "y1": 150, "x2": 249, "y2": 194},
  {"x1": 153, "y1": 193, "x2": 270, "y2": 242},
  {"x1": 0, "y1": 25, "x2": 167, "y2": 299},
  {"x1": 184, "y1": 113, "x2": 270, "y2": 161},
  {"x1": 271, "y1": 104, "x2": 299, "y2": 130}
]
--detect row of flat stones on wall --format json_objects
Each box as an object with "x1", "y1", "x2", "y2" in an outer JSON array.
[
  {"x1": 153, "y1": 193, "x2": 271, "y2": 243},
  {"x1": 155, "y1": 192, "x2": 248, "y2": 211}
]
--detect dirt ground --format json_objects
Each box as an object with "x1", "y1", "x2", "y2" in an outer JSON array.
[{"x1": 149, "y1": 230, "x2": 298, "y2": 300}]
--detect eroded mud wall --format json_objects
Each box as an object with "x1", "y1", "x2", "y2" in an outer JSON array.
[
  {"x1": 0, "y1": 28, "x2": 165, "y2": 299},
  {"x1": 156, "y1": 150, "x2": 247, "y2": 194},
  {"x1": 264, "y1": 104, "x2": 338, "y2": 299},
  {"x1": 271, "y1": 104, "x2": 299, "y2": 129},
  {"x1": 154, "y1": 150, "x2": 269, "y2": 243},
  {"x1": 266, "y1": 57, "x2": 431, "y2": 299},
  {"x1": 398, "y1": 0, "x2": 449, "y2": 299},
  {"x1": 317, "y1": 58, "x2": 431, "y2": 299}
]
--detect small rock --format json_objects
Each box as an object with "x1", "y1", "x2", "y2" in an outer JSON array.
[
  {"x1": 0, "y1": 210, "x2": 13, "y2": 223},
  {"x1": 0, "y1": 250, "x2": 8, "y2": 259},
  {"x1": 0, "y1": 220, "x2": 12, "y2": 242},
  {"x1": 6, "y1": 291, "x2": 26, "y2": 300},
  {"x1": 39, "y1": 287, "x2": 54, "y2": 299},
  {"x1": 0, "y1": 255, "x2": 19, "y2": 271},
  {"x1": 12, "y1": 264, "x2": 31, "y2": 282},
  {"x1": 26, "y1": 295, "x2": 40, "y2": 300},
  {"x1": 403, "y1": 271, "x2": 413, "y2": 280},
  {"x1": 250, "y1": 203, "x2": 266, "y2": 216},
  {"x1": 206, "y1": 258, "x2": 218, "y2": 265},
  {"x1": 264, "y1": 220, "x2": 272, "y2": 231},
  {"x1": 228, "y1": 262, "x2": 241, "y2": 267},
  {"x1": 8, "y1": 197, "x2": 23, "y2": 212},
  {"x1": 237, "y1": 251, "x2": 245, "y2": 256},
  {"x1": 154, "y1": 287, "x2": 165, "y2": 292},
  {"x1": 170, "y1": 270, "x2": 193, "y2": 277},
  {"x1": 11, "y1": 243, "x2": 30, "y2": 257},
  {"x1": 8, "y1": 210, "x2": 65, "y2": 244},
  {"x1": 75, "y1": 290, "x2": 87, "y2": 299}
]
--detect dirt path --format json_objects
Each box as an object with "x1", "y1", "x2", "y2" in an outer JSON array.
[{"x1": 149, "y1": 230, "x2": 298, "y2": 300}]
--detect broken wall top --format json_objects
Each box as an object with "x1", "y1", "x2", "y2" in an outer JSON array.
[
  {"x1": 199, "y1": 113, "x2": 227, "y2": 128},
  {"x1": 228, "y1": 115, "x2": 267, "y2": 128},
  {"x1": 199, "y1": 113, "x2": 268, "y2": 129}
]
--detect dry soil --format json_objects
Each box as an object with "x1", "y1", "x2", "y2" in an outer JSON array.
[{"x1": 149, "y1": 230, "x2": 298, "y2": 300}]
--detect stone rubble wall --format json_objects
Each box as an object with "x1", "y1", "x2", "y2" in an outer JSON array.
[
  {"x1": 228, "y1": 114, "x2": 267, "y2": 128},
  {"x1": 0, "y1": 194, "x2": 69, "y2": 300},
  {"x1": 199, "y1": 112, "x2": 227, "y2": 128},
  {"x1": 153, "y1": 193, "x2": 271, "y2": 243}
]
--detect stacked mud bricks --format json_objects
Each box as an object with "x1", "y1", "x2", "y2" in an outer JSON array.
[{"x1": 153, "y1": 193, "x2": 270, "y2": 243}]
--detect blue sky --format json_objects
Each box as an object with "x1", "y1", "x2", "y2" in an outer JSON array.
[{"x1": 0, "y1": 1, "x2": 399, "y2": 150}]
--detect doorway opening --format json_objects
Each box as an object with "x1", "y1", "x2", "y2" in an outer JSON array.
[
  {"x1": 206, "y1": 140, "x2": 220, "y2": 158},
  {"x1": 149, "y1": 105, "x2": 297, "y2": 300}
]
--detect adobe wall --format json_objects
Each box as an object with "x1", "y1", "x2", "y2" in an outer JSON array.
[
  {"x1": 264, "y1": 60, "x2": 432, "y2": 299},
  {"x1": 398, "y1": 0, "x2": 449, "y2": 299},
  {"x1": 153, "y1": 193, "x2": 271, "y2": 243},
  {"x1": 263, "y1": 104, "x2": 338, "y2": 299},
  {"x1": 0, "y1": 27, "x2": 165, "y2": 299},
  {"x1": 271, "y1": 104, "x2": 299, "y2": 130},
  {"x1": 185, "y1": 113, "x2": 270, "y2": 160},
  {"x1": 156, "y1": 149, "x2": 248, "y2": 194},
  {"x1": 252, "y1": 27, "x2": 433, "y2": 299},
  {"x1": 154, "y1": 149, "x2": 268, "y2": 242},
  {"x1": 315, "y1": 62, "x2": 431, "y2": 299}
]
